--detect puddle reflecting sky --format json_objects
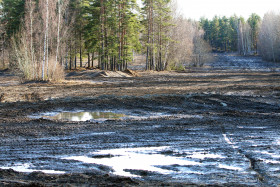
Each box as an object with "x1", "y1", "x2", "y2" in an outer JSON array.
[
  {"x1": 45, "y1": 111, "x2": 127, "y2": 122},
  {"x1": 35, "y1": 110, "x2": 203, "y2": 122}
]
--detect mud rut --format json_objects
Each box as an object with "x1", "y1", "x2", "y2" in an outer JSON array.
[{"x1": 0, "y1": 54, "x2": 280, "y2": 186}]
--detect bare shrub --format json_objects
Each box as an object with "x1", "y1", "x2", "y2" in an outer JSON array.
[
  {"x1": 11, "y1": 33, "x2": 34, "y2": 80},
  {"x1": 10, "y1": 0, "x2": 70, "y2": 81}
]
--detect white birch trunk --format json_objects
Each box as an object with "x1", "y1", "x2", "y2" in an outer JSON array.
[
  {"x1": 42, "y1": 0, "x2": 49, "y2": 80},
  {"x1": 55, "y1": 0, "x2": 61, "y2": 69}
]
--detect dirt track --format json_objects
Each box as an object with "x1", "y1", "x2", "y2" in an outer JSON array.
[{"x1": 0, "y1": 54, "x2": 280, "y2": 186}]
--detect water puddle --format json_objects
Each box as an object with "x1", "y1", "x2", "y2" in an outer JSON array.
[
  {"x1": 0, "y1": 163, "x2": 65, "y2": 174},
  {"x1": 44, "y1": 111, "x2": 127, "y2": 122},
  {"x1": 31, "y1": 109, "x2": 203, "y2": 122}
]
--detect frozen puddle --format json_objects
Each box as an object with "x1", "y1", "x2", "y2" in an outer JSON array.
[
  {"x1": 0, "y1": 163, "x2": 65, "y2": 174},
  {"x1": 63, "y1": 147, "x2": 203, "y2": 177},
  {"x1": 62, "y1": 147, "x2": 236, "y2": 178},
  {"x1": 31, "y1": 110, "x2": 203, "y2": 122}
]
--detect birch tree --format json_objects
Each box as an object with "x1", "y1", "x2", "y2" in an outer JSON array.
[
  {"x1": 42, "y1": 0, "x2": 49, "y2": 80},
  {"x1": 9, "y1": 0, "x2": 71, "y2": 81},
  {"x1": 237, "y1": 19, "x2": 252, "y2": 56},
  {"x1": 258, "y1": 12, "x2": 280, "y2": 62}
]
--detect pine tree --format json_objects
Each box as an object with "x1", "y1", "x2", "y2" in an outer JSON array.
[
  {"x1": 1, "y1": 0, "x2": 25, "y2": 38},
  {"x1": 88, "y1": 0, "x2": 141, "y2": 71},
  {"x1": 247, "y1": 13, "x2": 261, "y2": 53},
  {"x1": 142, "y1": 0, "x2": 172, "y2": 71}
]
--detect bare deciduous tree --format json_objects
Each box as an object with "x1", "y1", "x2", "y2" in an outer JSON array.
[
  {"x1": 12, "y1": 0, "x2": 71, "y2": 81},
  {"x1": 237, "y1": 20, "x2": 252, "y2": 56},
  {"x1": 258, "y1": 12, "x2": 280, "y2": 62},
  {"x1": 167, "y1": 1, "x2": 212, "y2": 70}
]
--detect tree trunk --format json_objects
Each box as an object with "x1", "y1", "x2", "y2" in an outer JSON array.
[
  {"x1": 55, "y1": 0, "x2": 61, "y2": 70},
  {"x1": 69, "y1": 41, "x2": 72, "y2": 70},
  {"x1": 80, "y1": 33, "x2": 82, "y2": 67},
  {"x1": 88, "y1": 52, "x2": 90, "y2": 68},
  {"x1": 92, "y1": 52, "x2": 94, "y2": 67},
  {"x1": 42, "y1": 0, "x2": 49, "y2": 80}
]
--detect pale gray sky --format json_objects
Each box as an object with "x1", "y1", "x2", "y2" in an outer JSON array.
[{"x1": 176, "y1": 0, "x2": 280, "y2": 20}]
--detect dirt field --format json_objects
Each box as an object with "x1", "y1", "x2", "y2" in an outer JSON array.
[{"x1": 0, "y1": 54, "x2": 280, "y2": 186}]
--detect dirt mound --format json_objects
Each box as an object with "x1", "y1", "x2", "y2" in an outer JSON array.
[
  {"x1": 66, "y1": 69, "x2": 139, "y2": 79},
  {"x1": 123, "y1": 69, "x2": 140, "y2": 77},
  {"x1": 100, "y1": 70, "x2": 136, "y2": 77}
]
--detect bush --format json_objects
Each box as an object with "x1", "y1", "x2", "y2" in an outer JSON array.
[
  {"x1": 11, "y1": 32, "x2": 65, "y2": 81},
  {"x1": 167, "y1": 61, "x2": 185, "y2": 71}
]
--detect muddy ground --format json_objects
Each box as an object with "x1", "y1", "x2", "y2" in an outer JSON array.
[{"x1": 0, "y1": 54, "x2": 280, "y2": 186}]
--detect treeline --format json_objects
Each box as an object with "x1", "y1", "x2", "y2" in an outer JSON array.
[
  {"x1": 1, "y1": 1, "x2": 279, "y2": 81},
  {"x1": 0, "y1": 0, "x2": 213, "y2": 80},
  {"x1": 259, "y1": 12, "x2": 280, "y2": 62},
  {"x1": 200, "y1": 14, "x2": 261, "y2": 55},
  {"x1": 200, "y1": 13, "x2": 280, "y2": 62}
]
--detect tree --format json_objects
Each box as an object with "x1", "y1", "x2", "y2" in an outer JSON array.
[
  {"x1": 142, "y1": 0, "x2": 172, "y2": 71},
  {"x1": 247, "y1": 13, "x2": 261, "y2": 53},
  {"x1": 167, "y1": 2, "x2": 212, "y2": 70},
  {"x1": 92, "y1": 0, "x2": 141, "y2": 71},
  {"x1": 258, "y1": 12, "x2": 280, "y2": 62},
  {"x1": 0, "y1": 0, "x2": 25, "y2": 38},
  {"x1": 10, "y1": 0, "x2": 71, "y2": 81},
  {"x1": 237, "y1": 18, "x2": 252, "y2": 56},
  {"x1": 0, "y1": 2, "x2": 5, "y2": 68},
  {"x1": 200, "y1": 14, "x2": 260, "y2": 54}
]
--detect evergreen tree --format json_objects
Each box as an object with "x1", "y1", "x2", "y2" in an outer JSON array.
[
  {"x1": 200, "y1": 14, "x2": 260, "y2": 54},
  {"x1": 1, "y1": 0, "x2": 25, "y2": 38},
  {"x1": 142, "y1": 0, "x2": 172, "y2": 71},
  {"x1": 247, "y1": 13, "x2": 261, "y2": 53}
]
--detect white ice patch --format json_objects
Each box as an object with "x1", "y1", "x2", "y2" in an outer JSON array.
[
  {"x1": 237, "y1": 126, "x2": 267, "y2": 129},
  {"x1": 218, "y1": 164, "x2": 243, "y2": 171},
  {"x1": 262, "y1": 159, "x2": 280, "y2": 164},
  {"x1": 0, "y1": 163, "x2": 65, "y2": 174},
  {"x1": 63, "y1": 147, "x2": 202, "y2": 178},
  {"x1": 223, "y1": 134, "x2": 238, "y2": 149},
  {"x1": 254, "y1": 150, "x2": 280, "y2": 159},
  {"x1": 187, "y1": 152, "x2": 225, "y2": 159}
]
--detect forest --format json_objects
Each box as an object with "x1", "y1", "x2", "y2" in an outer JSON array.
[
  {"x1": 1, "y1": 1, "x2": 280, "y2": 186},
  {"x1": 0, "y1": 0, "x2": 280, "y2": 81}
]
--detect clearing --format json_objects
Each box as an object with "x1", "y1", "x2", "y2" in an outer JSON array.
[{"x1": 0, "y1": 53, "x2": 280, "y2": 186}]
